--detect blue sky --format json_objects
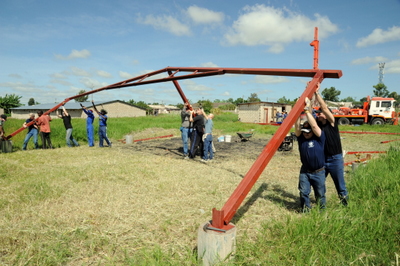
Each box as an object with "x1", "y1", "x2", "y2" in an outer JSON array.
[{"x1": 1, "y1": 0, "x2": 399, "y2": 106}]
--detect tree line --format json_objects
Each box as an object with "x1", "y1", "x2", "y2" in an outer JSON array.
[{"x1": 2, "y1": 83, "x2": 398, "y2": 116}]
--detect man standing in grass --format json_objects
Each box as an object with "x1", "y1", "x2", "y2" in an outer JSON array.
[
  {"x1": 37, "y1": 110, "x2": 53, "y2": 149},
  {"x1": 295, "y1": 97, "x2": 326, "y2": 212},
  {"x1": 180, "y1": 102, "x2": 192, "y2": 159},
  {"x1": 202, "y1": 113, "x2": 214, "y2": 162},
  {"x1": 81, "y1": 103, "x2": 95, "y2": 147},
  {"x1": 92, "y1": 101, "x2": 111, "y2": 148},
  {"x1": 58, "y1": 106, "x2": 79, "y2": 147},
  {"x1": 314, "y1": 83, "x2": 348, "y2": 206},
  {"x1": 22, "y1": 113, "x2": 39, "y2": 150},
  {"x1": 0, "y1": 114, "x2": 7, "y2": 152},
  {"x1": 189, "y1": 108, "x2": 205, "y2": 159}
]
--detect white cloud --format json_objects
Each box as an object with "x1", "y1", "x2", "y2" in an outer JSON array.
[
  {"x1": 119, "y1": 71, "x2": 133, "y2": 79},
  {"x1": 50, "y1": 73, "x2": 67, "y2": 79},
  {"x1": 8, "y1": 73, "x2": 22, "y2": 79},
  {"x1": 187, "y1": 6, "x2": 224, "y2": 24},
  {"x1": 356, "y1": 26, "x2": 400, "y2": 48},
  {"x1": 50, "y1": 79, "x2": 72, "y2": 86},
  {"x1": 351, "y1": 56, "x2": 388, "y2": 65},
  {"x1": 54, "y1": 49, "x2": 91, "y2": 60},
  {"x1": 182, "y1": 79, "x2": 215, "y2": 91},
  {"x1": 137, "y1": 14, "x2": 191, "y2": 36},
  {"x1": 252, "y1": 75, "x2": 290, "y2": 84},
  {"x1": 385, "y1": 59, "x2": 400, "y2": 74},
  {"x1": 200, "y1": 62, "x2": 219, "y2": 67},
  {"x1": 69, "y1": 66, "x2": 91, "y2": 77},
  {"x1": 79, "y1": 77, "x2": 108, "y2": 89},
  {"x1": 96, "y1": 70, "x2": 113, "y2": 78},
  {"x1": 223, "y1": 5, "x2": 338, "y2": 53}
]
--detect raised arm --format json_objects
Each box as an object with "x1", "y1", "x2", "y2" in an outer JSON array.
[{"x1": 314, "y1": 83, "x2": 335, "y2": 125}]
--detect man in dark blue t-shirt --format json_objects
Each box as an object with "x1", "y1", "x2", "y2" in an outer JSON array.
[{"x1": 295, "y1": 97, "x2": 326, "y2": 212}]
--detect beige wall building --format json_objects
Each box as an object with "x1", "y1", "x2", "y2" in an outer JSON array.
[
  {"x1": 238, "y1": 102, "x2": 292, "y2": 124},
  {"x1": 10, "y1": 100, "x2": 146, "y2": 119}
]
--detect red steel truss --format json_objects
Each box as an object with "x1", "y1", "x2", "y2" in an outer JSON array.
[{"x1": 7, "y1": 28, "x2": 343, "y2": 230}]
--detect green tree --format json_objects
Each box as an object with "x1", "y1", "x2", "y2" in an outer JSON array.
[
  {"x1": 197, "y1": 99, "x2": 213, "y2": 113},
  {"x1": 176, "y1": 103, "x2": 184, "y2": 110},
  {"x1": 247, "y1": 93, "x2": 261, "y2": 102},
  {"x1": 388, "y1": 91, "x2": 400, "y2": 107},
  {"x1": 227, "y1": 98, "x2": 234, "y2": 103},
  {"x1": 277, "y1": 96, "x2": 290, "y2": 104},
  {"x1": 74, "y1": 90, "x2": 89, "y2": 102},
  {"x1": 219, "y1": 103, "x2": 236, "y2": 110},
  {"x1": 233, "y1": 97, "x2": 246, "y2": 105},
  {"x1": 213, "y1": 99, "x2": 222, "y2": 103},
  {"x1": 28, "y1": 98, "x2": 36, "y2": 106},
  {"x1": 373, "y1": 83, "x2": 389, "y2": 97},
  {"x1": 0, "y1": 94, "x2": 23, "y2": 114},
  {"x1": 321, "y1": 87, "x2": 341, "y2": 102},
  {"x1": 340, "y1": 96, "x2": 356, "y2": 102}
]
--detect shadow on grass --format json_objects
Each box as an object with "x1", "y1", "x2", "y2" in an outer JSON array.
[{"x1": 231, "y1": 183, "x2": 299, "y2": 224}]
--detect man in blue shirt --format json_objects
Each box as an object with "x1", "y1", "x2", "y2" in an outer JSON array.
[
  {"x1": 22, "y1": 113, "x2": 39, "y2": 150},
  {"x1": 295, "y1": 97, "x2": 326, "y2": 212},
  {"x1": 92, "y1": 101, "x2": 112, "y2": 148},
  {"x1": 81, "y1": 103, "x2": 95, "y2": 147}
]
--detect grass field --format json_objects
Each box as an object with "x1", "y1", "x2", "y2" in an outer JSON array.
[{"x1": 1, "y1": 113, "x2": 399, "y2": 265}]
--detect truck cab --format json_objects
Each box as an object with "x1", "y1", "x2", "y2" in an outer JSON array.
[{"x1": 368, "y1": 97, "x2": 396, "y2": 125}]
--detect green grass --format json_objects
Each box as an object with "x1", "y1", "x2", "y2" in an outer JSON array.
[{"x1": 1, "y1": 112, "x2": 399, "y2": 265}]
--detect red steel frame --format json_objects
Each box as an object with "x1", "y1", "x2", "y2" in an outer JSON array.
[{"x1": 7, "y1": 28, "x2": 342, "y2": 230}]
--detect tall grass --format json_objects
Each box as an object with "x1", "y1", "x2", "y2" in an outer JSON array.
[{"x1": 234, "y1": 144, "x2": 400, "y2": 265}]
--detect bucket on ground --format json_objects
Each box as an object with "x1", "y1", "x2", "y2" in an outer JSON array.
[
  {"x1": 218, "y1": 136, "x2": 224, "y2": 142},
  {"x1": 125, "y1": 135, "x2": 134, "y2": 144},
  {"x1": 224, "y1": 135, "x2": 232, "y2": 142},
  {"x1": 0, "y1": 140, "x2": 13, "y2": 153}
]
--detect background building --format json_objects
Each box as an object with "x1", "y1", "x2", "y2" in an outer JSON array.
[
  {"x1": 10, "y1": 100, "x2": 146, "y2": 119},
  {"x1": 237, "y1": 102, "x2": 292, "y2": 124}
]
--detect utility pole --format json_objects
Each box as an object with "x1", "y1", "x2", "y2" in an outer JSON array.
[{"x1": 378, "y1": 62, "x2": 385, "y2": 84}]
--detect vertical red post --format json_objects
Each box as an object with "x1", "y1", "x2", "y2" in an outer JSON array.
[{"x1": 310, "y1": 27, "x2": 319, "y2": 70}]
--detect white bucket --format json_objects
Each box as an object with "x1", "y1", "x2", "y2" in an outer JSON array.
[
  {"x1": 224, "y1": 135, "x2": 232, "y2": 142},
  {"x1": 125, "y1": 135, "x2": 134, "y2": 144},
  {"x1": 218, "y1": 136, "x2": 225, "y2": 142}
]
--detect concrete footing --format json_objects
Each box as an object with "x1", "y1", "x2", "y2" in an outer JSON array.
[{"x1": 197, "y1": 222, "x2": 236, "y2": 266}]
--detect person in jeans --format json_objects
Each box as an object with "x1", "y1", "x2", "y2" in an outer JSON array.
[
  {"x1": 22, "y1": 113, "x2": 39, "y2": 150},
  {"x1": 92, "y1": 101, "x2": 111, "y2": 147},
  {"x1": 58, "y1": 106, "x2": 79, "y2": 147},
  {"x1": 202, "y1": 113, "x2": 214, "y2": 162},
  {"x1": 314, "y1": 83, "x2": 349, "y2": 206},
  {"x1": 180, "y1": 102, "x2": 192, "y2": 159},
  {"x1": 189, "y1": 108, "x2": 205, "y2": 159},
  {"x1": 81, "y1": 103, "x2": 95, "y2": 147},
  {"x1": 295, "y1": 97, "x2": 326, "y2": 212},
  {"x1": 37, "y1": 110, "x2": 53, "y2": 149}
]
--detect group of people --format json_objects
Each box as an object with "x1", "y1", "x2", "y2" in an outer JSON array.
[
  {"x1": 180, "y1": 102, "x2": 214, "y2": 162},
  {"x1": 21, "y1": 101, "x2": 111, "y2": 150},
  {"x1": 275, "y1": 111, "x2": 288, "y2": 122},
  {"x1": 295, "y1": 83, "x2": 348, "y2": 212}
]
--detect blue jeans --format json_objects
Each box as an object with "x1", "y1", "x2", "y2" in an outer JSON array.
[
  {"x1": 298, "y1": 167, "x2": 326, "y2": 210},
  {"x1": 99, "y1": 126, "x2": 111, "y2": 147},
  {"x1": 22, "y1": 129, "x2": 39, "y2": 150},
  {"x1": 180, "y1": 127, "x2": 192, "y2": 156},
  {"x1": 87, "y1": 124, "x2": 94, "y2": 147},
  {"x1": 203, "y1": 134, "x2": 213, "y2": 160},
  {"x1": 325, "y1": 154, "x2": 348, "y2": 200},
  {"x1": 66, "y1": 128, "x2": 79, "y2": 147}
]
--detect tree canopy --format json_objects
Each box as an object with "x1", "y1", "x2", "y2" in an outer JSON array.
[
  {"x1": 0, "y1": 94, "x2": 23, "y2": 114},
  {"x1": 321, "y1": 87, "x2": 341, "y2": 102},
  {"x1": 74, "y1": 90, "x2": 89, "y2": 102},
  {"x1": 373, "y1": 83, "x2": 389, "y2": 97}
]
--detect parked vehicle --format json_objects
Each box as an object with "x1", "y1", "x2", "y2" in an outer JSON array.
[{"x1": 323, "y1": 96, "x2": 397, "y2": 125}]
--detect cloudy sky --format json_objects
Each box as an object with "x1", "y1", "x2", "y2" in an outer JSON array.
[{"x1": 1, "y1": 0, "x2": 399, "y2": 106}]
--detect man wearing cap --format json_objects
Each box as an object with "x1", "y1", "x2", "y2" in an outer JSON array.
[
  {"x1": 0, "y1": 114, "x2": 7, "y2": 152},
  {"x1": 314, "y1": 83, "x2": 348, "y2": 206},
  {"x1": 295, "y1": 97, "x2": 326, "y2": 212},
  {"x1": 22, "y1": 113, "x2": 39, "y2": 150}
]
